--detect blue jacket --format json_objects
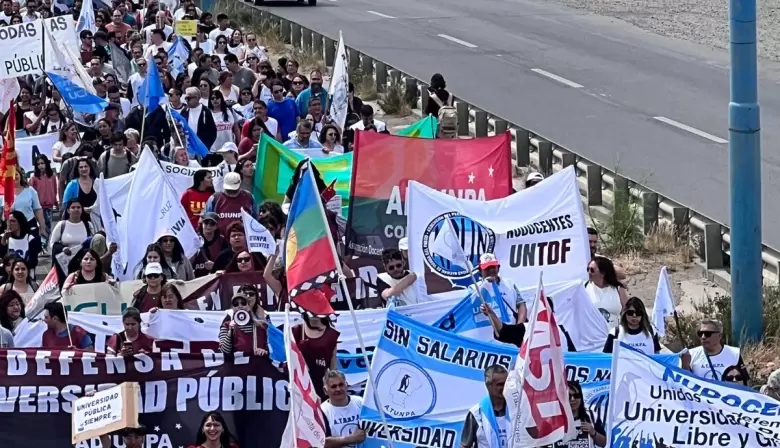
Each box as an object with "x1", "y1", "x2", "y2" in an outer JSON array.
[{"x1": 294, "y1": 86, "x2": 329, "y2": 117}]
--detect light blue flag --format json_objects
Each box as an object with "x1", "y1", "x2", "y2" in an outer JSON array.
[
  {"x1": 137, "y1": 55, "x2": 164, "y2": 116},
  {"x1": 46, "y1": 71, "x2": 108, "y2": 114},
  {"x1": 167, "y1": 36, "x2": 190, "y2": 78},
  {"x1": 168, "y1": 108, "x2": 209, "y2": 157},
  {"x1": 75, "y1": 0, "x2": 95, "y2": 33}
]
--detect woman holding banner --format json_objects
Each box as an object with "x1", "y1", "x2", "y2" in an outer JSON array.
[
  {"x1": 551, "y1": 381, "x2": 606, "y2": 448},
  {"x1": 191, "y1": 212, "x2": 228, "y2": 277},
  {"x1": 0, "y1": 258, "x2": 37, "y2": 303},
  {"x1": 63, "y1": 248, "x2": 110, "y2": 289}
]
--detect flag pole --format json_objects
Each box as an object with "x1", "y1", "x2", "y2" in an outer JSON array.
[
  {"x1": 140, "y1": 105, "x2": 148, "y2": 143},
  {"x1": 166, "y1": 106, "x2": 184, "y2": 148},
  {"x1": 305, "y1": 164, "x2": 396, "y2": 448},
  {"x1": 662, "y1": 267, "x2": 689, "y2": 349},
  {"x1": 284, "y1": 303, "x2": 300, "y2": 448}
]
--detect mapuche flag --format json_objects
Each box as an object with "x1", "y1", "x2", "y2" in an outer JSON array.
[
  {"x1": 283, "y1": 162, "x2": 339, "y2": 310},
  {"x1": 0, "y1": 100, "x2": 17, "y2": 217},
  {"x1": 346, "y1": 131, "x2": 513, "y2": 258}
]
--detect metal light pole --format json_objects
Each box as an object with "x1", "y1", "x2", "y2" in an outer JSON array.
[{"x1": 729, "y1": 0, "x2": 763, "y2": 343}]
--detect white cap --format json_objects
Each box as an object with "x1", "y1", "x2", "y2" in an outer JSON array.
[
  {"x1": 223, "y1": 172, "x2": 241, "y2": 191},
  {"x1": 398, "y1": 237, "x2": 408, "y2": 251},
  {"x1": 144, "y1": 262, "x2": 163, "y2": 276},
  {"x1": 479, "y1": 253, "x2": 500, "y2": 269},
  {"x1": 217, "y1": 142, "x2": 238, "y2": 154}
]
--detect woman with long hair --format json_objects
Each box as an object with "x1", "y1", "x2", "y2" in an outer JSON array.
[
  {"x1": 62, "y1": 157, "x2": 97, "y2": 223},
  {"x1": 227, "y1": 29, "x2": 245, "y2": 60},
  {"x1": 215, "y1": 71, "x2": 240, "y2": 105},
  {"x1": 318, "y1": 124, "x2": 344, "y2": 154},
  {"x1": 560, "y1": 381, "x2": 607, "y2": 447},
  {"x1": 52, "y1": 122, "x2": 81, "y2": 163},
  {"x1": 0, "y1": 289, "x2": 24, "y2": 334},
  {"x1": 38, "y1": 103, "x2": 66, "y2": 135},
  {"x1": 213, "y1": 35, "x2": 230, "y2": 70},
  {"x1": 219, "y1": 294, "x2": 268, "y2": 356},
  {"x1": 0, "y1": 210, "x2": 41, "y2": 274},
  {"x1": 10, "y1": 170, "x2": 48, "y2": 243},
  {"x1": 30, "y1": 155, "x2": 57, "y2": 241},
  {"x1": 63, "y1": 248, "x2": 110, "y2": 290},
  {"x1": 233, "y1": 160, "x2": 254, "y2": 194},
  {"x1": 188, "y1": 412, "x2": 238, "y2": 448},
  {"x1": 585, "y1": 256, "x2": 629, "y2": 331},
  {"x1": 134, "y1": 243, "x2": 177, "y2": 280},
  {"x1": 152, "y1": 283, "x2": 185, "y2": 311},
  {"x1": 237, "y1": 115, "x2": 269, "y2": 161},
  {"x1": 107, "y1": 307, "x2": 156, "y2": 355},
  {"x1": 0, "y1": 258, "x2": 37, "y2": 302},
  {"x1": 131, "y1": 262, "x2": 167, "y2": 312},
  {"x1": 224, "y1": 250, "x2": 266, "y2": 273},
  {"x1": 209, "y1": 89, "x2": 240, "y2": 152},
  {"x1": 157, "y1": 232, "x2": 195, "y2": 280},
  {"x1": 181, "y1": 170, "x2": 214, "y2": 228},
  {"x1": 0, "y1": 253, "x2": 17, "y2": 286},
  {"x1": 603, "y1": 296, "x2": 660, "y2": 355},
  {"x1": 14, "y1": 84, "x2": 32, "y2": 130},
  {"x1": 191, "y1": 212, "x2": 229, "y2": 278}
]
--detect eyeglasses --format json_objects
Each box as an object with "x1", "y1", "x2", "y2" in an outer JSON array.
[
  {"x1": 725, "y1": 374, "x2": 743, "y2": 382},
  {"x1": 624, "y1": 310, "x2": 640, "y2": 317},
  {"x1": 386, "y1": 262, "x2": 404, "y2": 271},
  {"x1": 697, "y1": 330, "x2": 718, "y2": 338},
  {"x1": 146, "y1": 274, "x2": 161, "y2": 279},
  {"x1": 237, "y1": 256, "x2": 252, "y2": 263}
]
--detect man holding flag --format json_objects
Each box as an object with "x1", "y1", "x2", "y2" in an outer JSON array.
[{"x1": 461, "y1": 364, "x2": 510, "y2": 448}]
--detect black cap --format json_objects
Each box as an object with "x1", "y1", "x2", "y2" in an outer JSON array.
[{"x1": 118, "y1": 425, "x2": 148, "y2": 437}]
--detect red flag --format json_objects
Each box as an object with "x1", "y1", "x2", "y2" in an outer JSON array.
[
  {"x1": 320, "y1": 179, "x2": 337, "y2": 202},
  {"x1": 0, "y1": 100, "x2": 17, "y2": 218},
  {"x1": 280, "y1": 312, "x2": 328, "y2": 447},
  {"x1": 504, "y1": 278, "x2": 575, "y2": 447}
]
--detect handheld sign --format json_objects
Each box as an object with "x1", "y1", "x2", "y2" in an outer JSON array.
[
  {"x1": 71, "y1": 382, "x2": 140, "y2": 444},
  {"x1": 174, "y1": 20, "x2": 197, "y2": 36}
]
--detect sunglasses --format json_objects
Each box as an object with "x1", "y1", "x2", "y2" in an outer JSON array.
[
  {"x1": 725, "y1": 374, "x2": 743, "y2": 382},
  {"x1": 237, "y1": 256, "x2": 252, "y2": 263},
  {"x1": 327, "y1": 132, "x2": 337, "y2": 137},
  {"x1": 386, "y1": 262, "x2": 404, "y2": 271},
  {"x1": 624, "y1": 310, "x2": 640, "y2": 317},
  {"x1": 588, "y1": 267, "x2": 596, "y2": 273},
  {"x1": 232, "y1": 299, "x2": 248, "y2": 306},
  {"x1": 698, "y1": 330, "x2": 718, "y2": 338},
  {"x1": 240, "y1": 290, "x2": 257, "y2": 297},
  {"x1": 146, "y1": 274, "x2": 161, "y2": 279}
]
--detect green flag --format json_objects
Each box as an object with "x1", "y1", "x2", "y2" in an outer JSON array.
[{"x1": 396, "y1": 115, "x2": 438, "y2": 138}]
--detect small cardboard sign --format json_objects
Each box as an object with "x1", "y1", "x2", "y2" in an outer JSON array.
[
  {"x1": 175, "y1": 20, "x2": 197, "y2": 36},
  {"x1": 71, "y1": 382, "x2": 140, "y2": 443}
]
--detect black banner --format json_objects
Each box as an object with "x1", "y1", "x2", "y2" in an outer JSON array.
[{"x1": 0, "y1": 350, "x2": 289, "y2": 448}]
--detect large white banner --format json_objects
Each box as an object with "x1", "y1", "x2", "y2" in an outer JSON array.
[
  {"x1": 408, "y1": 166, "x2": 590, "y2": 295},
  {"x1": 609, "y1": 342, "x2": 780, "y2": 448},
  {"x1": 0, "y1": 17, "x2": 79, "y2": 79},
  {"x1": 16, "y1": 133, "x2": 58, "y2": 173},
  {"x1": 119, "y1": 149, "x2": 201, "y2": 277}
]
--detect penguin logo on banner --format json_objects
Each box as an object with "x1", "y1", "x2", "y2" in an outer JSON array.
[
  {"x1": 421, "y1": 212, "x2": 496, "y2": 288},
  {"x1": 375, "y1": 359, "x2": 436, "y2": 420}
]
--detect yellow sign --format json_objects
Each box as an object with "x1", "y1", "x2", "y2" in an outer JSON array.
[{"x1": 175, "y1": 20, "x2": 197, "y2": 36}]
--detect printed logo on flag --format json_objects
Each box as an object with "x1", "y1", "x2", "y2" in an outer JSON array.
[
  {"x1": 375, "y1": 359, "x2": 436, "y2": 420},
  {"x1": 421, "y1": 212, "x2": 496, "y2": 288}
]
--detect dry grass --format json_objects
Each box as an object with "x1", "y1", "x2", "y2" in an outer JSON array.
[
  {"x1": 290, "y1": 47, "x2": 326, "y2": 77},
  {"x1": 378, "y1": 81, "x2": 412, "y2": 117},
  {"x1": 349, "y1": 69, "x2": 378, "y2": 101},
  {"x1": 255, "y1": 20, "x2": 287, "y2": 55}
]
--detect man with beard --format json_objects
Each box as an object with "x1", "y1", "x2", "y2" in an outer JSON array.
[{"x1": 376, "y1": 248, "x2": 418, "y2": 306}]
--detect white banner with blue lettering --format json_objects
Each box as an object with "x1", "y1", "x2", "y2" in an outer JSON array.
[
  {"x1": 407, "y1": 166, "x2": 590, "y2": 297},
  {"x1": 359, "y1": 310, "x2": 679, "y2": 447},
  {"x1": 609, "y1": 342, "x2": 779, "y2": 448}
]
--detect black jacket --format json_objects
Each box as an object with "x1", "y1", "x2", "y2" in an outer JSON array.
[
  {"x1": 181, "y1": 106, "x2": 217, "y2": 150},
  {"x1": 125, "y1": 106, "x2": 171, "y2": 147}
]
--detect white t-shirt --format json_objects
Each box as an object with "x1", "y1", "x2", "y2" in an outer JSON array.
[
  {"x1": 208, "y1": 27, "x2": 234, "y2": 42},
  {"x1": 610, "y1": 326, "x2": 658, "y2": 355},
  {"x1": 128, "y1": 73, "x2": 146, "y2": 106},
  {"x1": 320, "y1": 396, "x2": 363, "y2": 446},
  {"x1": 142, "y1": 25, "x2": 174, "y2": 44},
  {"x1": 377, "y1": 272, "x2": 418, "y2": 306},
  {"x1": 144, "y1": 41, "x2": 173, "y2": 58},
  {"x1": 8, "y1": 235, "x2": 35, "y2": 261},
  {"x1": 227, "y1": 44, "x2": 245, "y2": 60},
  {"x1": 585, "y1": 282, "x2": 622, "y2": 331},
  {"x1": 471, "y1": 277, "x2": 524, "y2": 316},
  {"x1": 263, "y1": 117, "x2": 278, "y2": 139},
  {"x1": 53, "y1": 140, "x2": 81, "y2": 158},
  {"x1": 194, "y1": 39, "x2": 215, "y2": 55},
  {"x1": 215, "y1": 85, "x2": 240, "y2": 104},
  {"x1": 243, "y1": 45, "x2": 268, "y2": 62},
  {"x1": 688, "y1": 345, "x2": 741, "y2": 381},
  {"x1": 210, "y1": 109, "x2": 237, "y2": 152},
  {"x1": 173, "y1": 6, "x2": 201, "y2": 20},
  {"x1": 350, "y1": 119, "x2": 387, "y2": 132},
  {"x1": 50, "y1": 220, "x2": 92, "y2": 253},
  {"x1": 187, "y1": 104, "x2": 203, "y2": 134}
]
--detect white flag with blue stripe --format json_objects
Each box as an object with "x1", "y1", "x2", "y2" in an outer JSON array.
[{"x1": 167, "y1": 36, "x2": 190, "y2": 78}]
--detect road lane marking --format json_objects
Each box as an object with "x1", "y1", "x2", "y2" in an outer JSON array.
[
  {"x1": 438, "y1": 34, "x2": 478, "y2": 48},
  {"x1": 530, "y1": 68, "x2": 584, "y2": 88},
  {"x1": 366, "y1": 10, "x2": 395, "y2": 18},
  {"x1": 653, "y1": 116, "x2": 728, "y2": 144}
]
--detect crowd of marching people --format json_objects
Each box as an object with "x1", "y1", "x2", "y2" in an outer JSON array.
[{"x1": 0, "y1": 0, "x2": 774, "y2": 447}]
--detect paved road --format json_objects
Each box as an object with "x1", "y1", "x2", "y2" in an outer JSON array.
[{"x1": 256, "y1": 0, "x2": 780, "y2": 248}]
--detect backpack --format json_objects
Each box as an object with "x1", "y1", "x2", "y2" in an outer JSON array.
[{"x1": 430, "y1": 92, "x2": 457, "y2": 138}]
